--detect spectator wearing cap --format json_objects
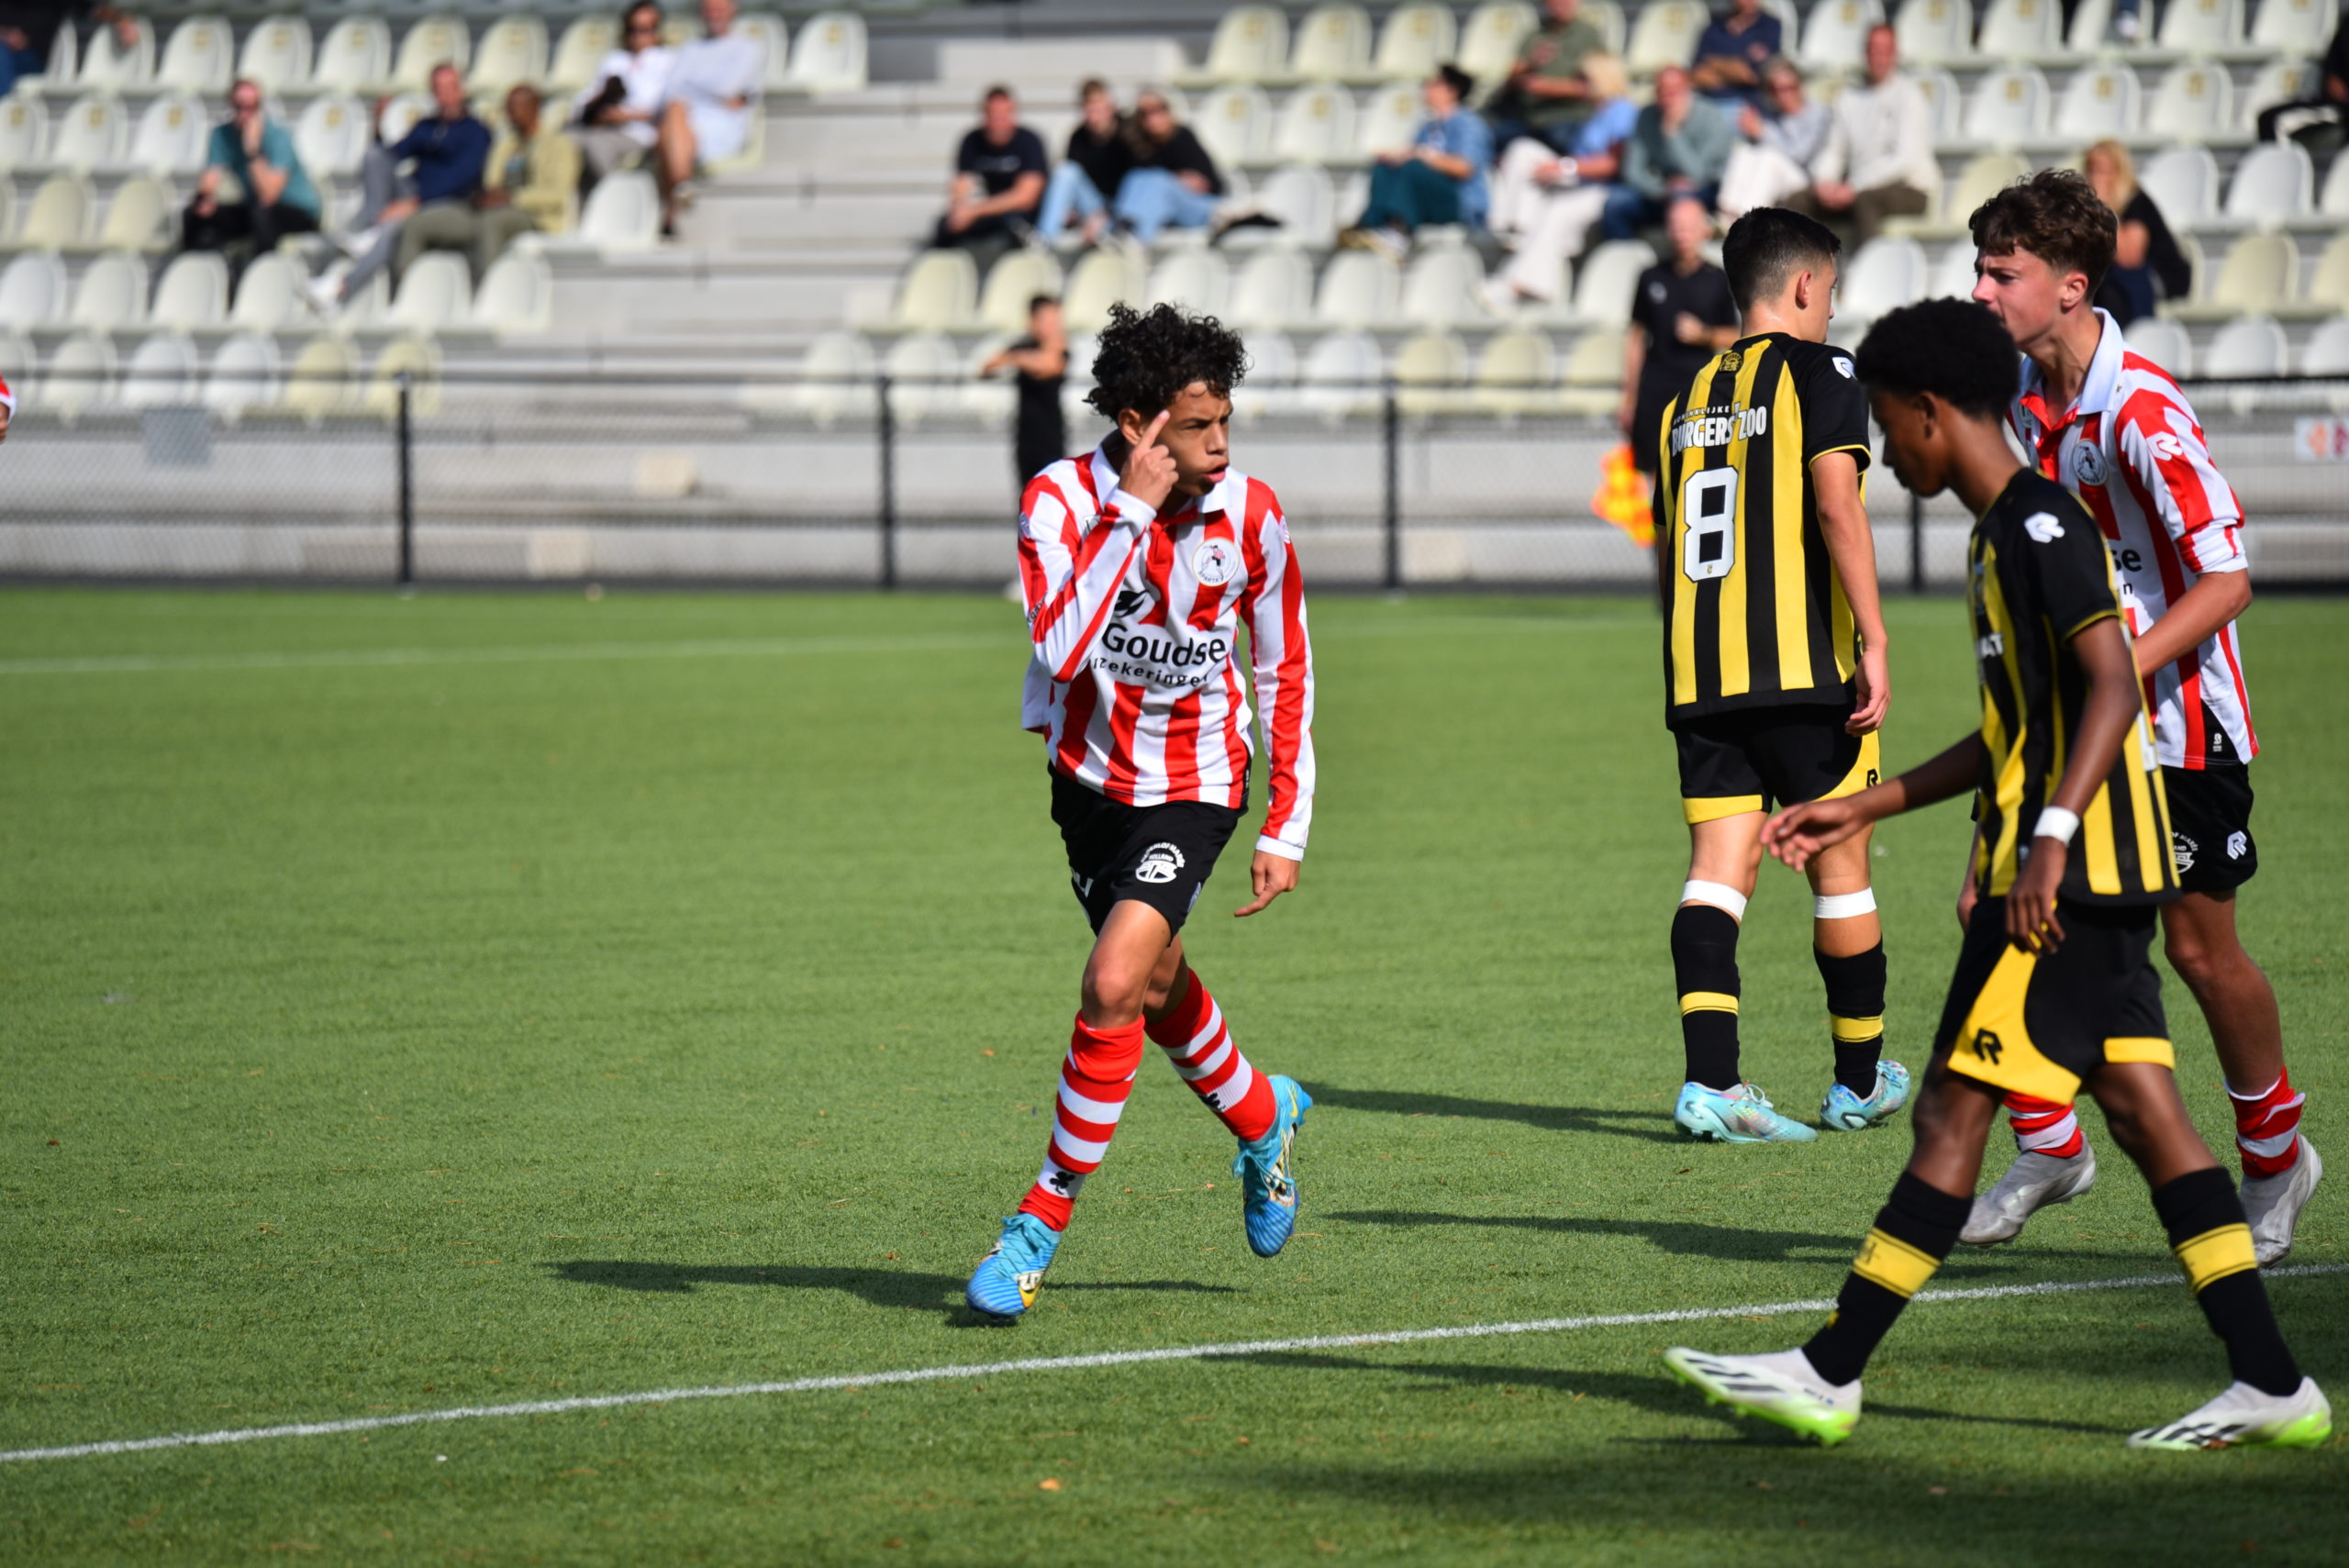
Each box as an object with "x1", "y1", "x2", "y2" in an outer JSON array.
[
  {"x1": 1035, "y1": 79, "x2": 1131, "y2": 247},
  {"x1": 1340, "y1": 64, "x2": 1493, "y2": 259},
  {"x1": 1111, "y1": 89, "x2": 1224, "y2": 245},
  {"x1": 1714, "y1": 57, "x2": 1834, "y2": 220},
  {"x1": 934, "y1": 84, "x2": 1048, "y2": 262},
  {"x1": 1689, "y1": 0, "x2": 1783, "y2": 110},
  {"x1": 1783, "y1": 24, "x2": 1934, "y2": 244},
  {"x1": 654, "y1": 0, "x2": 763, "y2": 238},
  {"x1": 571, "y1": 0, "x2": 674, "y2": 192},
  {"x1": 184, "y1": 76, "x2": 322, "y2": 274},
  {"x1": 1602, "y1": 65, "x2": 1732, "y2": 240},
  {"x1": 398, "y1": 83, "x2": 579, "y2": 284}
]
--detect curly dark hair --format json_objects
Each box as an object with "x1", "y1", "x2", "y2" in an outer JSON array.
[
  {"x1": 1854, "y1": 298, "x2": 2019, "y2": 420},
  {"x1": 1968, "y1": 168, "x2": 2115, "y2": 293},
  {"x1": 1084, "y1": 303, "x2": 1249, "y2": 422}
]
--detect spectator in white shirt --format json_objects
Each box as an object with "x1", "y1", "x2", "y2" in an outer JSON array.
[
  {"x1": 655, "y1": 0, "x2": 763, "y2": 237},
  {"x1": 1715, "y1": 58, "x2": 1835, "y2": 221},
  {"x1": 572, "y1": 0, "x2": 674, "y2": 192},
  {"x1": 1784, "y1": 25, "x2": 1936, "y2": 243}
]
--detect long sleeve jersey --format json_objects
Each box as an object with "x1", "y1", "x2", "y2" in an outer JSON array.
[{"x1": 1017, "y1": 444, "x2": 1317, "y2": 861}]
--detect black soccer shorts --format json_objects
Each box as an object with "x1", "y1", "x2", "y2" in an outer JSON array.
[
  {"x1": 1049, "y1": 770, "x2": 1242, "y2": 937},
  {"x1": 2164, "y1": 763, "x2": 2257, "y2": 894},
  {"x1": 1673, "y1": 705, "x2": 1880, "y2": 825},
  {"x1": 1932, "y1": 896, "x2": 2174, "y2": 1105}
]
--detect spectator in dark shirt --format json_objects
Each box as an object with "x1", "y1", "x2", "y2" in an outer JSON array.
[
  {"x1": 1622, "y1": 195, "x2": 1738, "y2": 485},
  {"x1": 1689, "y1": 0, "x2": 1783, "y2": 110},
  {"x1": 314, "y1": 62, "x2": 489, "y2": 313},
  {"x1": 2254, "y1": 18, "x2": 2348, "y2": 142},
  {"x1": 934, "y1": 85, "x2": 1047, "y2": 261},
  {"x1": 981, "y1": 294, "x2": 1069, "y2": 496},
  {"x1": 2085, "y1": 139, "x2": 2190, "y2": 327},
  {"x1": 1112, "y1": 89, "x2": 1224, "y2": 245},
  {"x1": 1037, "y1": 79, "x2": 1131, "y2": 248}
]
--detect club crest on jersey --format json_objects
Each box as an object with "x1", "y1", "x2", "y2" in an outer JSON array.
[
  {"x1": 1193, "y1": 539, "x2": 1236, "y2": 587},
  {"x1": 2071, "y1": 442, "x2": 2108, "y2": 486},
  {"x1": 1718, "y1": 350, "x2": 1742, "y2": 373},
  {"x1": 1133, "y1": 842, "x2": 1186, "y2": 884},
  {"x1": 2174, "y1": 831, "x2": 2199, "y2": 873}
]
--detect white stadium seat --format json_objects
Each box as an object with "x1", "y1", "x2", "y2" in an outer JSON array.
[
  {"x1": 19, "y1": 173, "x2": 95, "y2": 247},
  {"x1": 473, "y1": 250, "x2": 553, "y2": 336},
  {"x1": 365, "y1": 335, "x2": 442, "y2": 421},
  {"x1": 2122, "y1": 315, "x2": 2192, "y2": 375},
  {"x1": 771, "y1": 330, "x2": 873, "y2": 426},
  {"x1": 1930, "y1": 240, "x2": 1979, "y2": 298},
  {"x1": 99, "y1": 175, "x2": 174, "y2": 250},
  {"x1": 2054, "y1": 61, "x2": 2139, "y2": 140},
  {"x1": 734, "y1": 13, "x2": 789, "y2": 91},
  {"x1": 2237, "y1": 58, "x2": 2319, "y2": 135},
  {"x1": 2302, "y1": 233, "x2": 2349, "y2": 316},
  {"x1": 1584, "y1": 0, "x2": 1630, "y2": 55},
  {"x1": 1909, "y1": 67, "x2": 1963, "y2": 143},
  {"x1": 884, "y1": 248, "x2": 977, "y2": 332},
  {"x1": 1945, "y1": 151, "x2": 2029, "y2": 226},
  {"x1": 1195, "y1": 85, "x2": 1275, "y2": 167},
  {"x1": 1289, "y1": 3, "x2": 1374, "y2": 81},
  {"x1": 1314, "y1": 248, "x2": 1398, "y2": 328},
  {"x1": 1373, "y1": 3, "x2": 1457, "y2": 81},
  {"x1": 1628, "y1": 0, "x2": 1710, "y2": 72},
  {"x1": 128, "y1": 93, "x2": 206, "y2": 175},
  {"x1": 1393, "y1": 328, "x2": 1468, "y2": 413},
  {"x1": 2202, "y1": 317, "x2": 2287, "y2": 377},
  {"x1": 1400, "y1": 246, "x2": 1486, "y2": 327},
  {"x1": 237, "y1": 16, "x2": 314, "y2": 93},
  {"x1": 204, "y1": 331, "x2": 282, "y2": 420},
  {"x1": 121, "y1": 330, "x2": 200, "y2": 408},
  {"x1": 551, "y1": 17, "x2": 619, "y2": 90},
  {"x1": 1976, "y1": 0, "x2": 2059, "y2": 56},
  {"x1": 0, "y1": 92, "x2": 48, "y2": 172},
  {"x1": 1963, "y1": 66, "x2": 2050, "y2": 146},
  {"x1": 43, "y1": 331, "x2": 117, "y2": 416},
  {"x1": 389, "y1": 250, "x2": 473, "y2": 334},
  {"x1": 391, "y1": 16, "x2": 473, "y2": 93},
  {"x1": 1459, "y1": 2, "x2": 1541, "y2": 87},
  {"x1": 1247, "y1": 164, "x2": 1337, "y2": 247},
  {"x1": 1571, "y1": 239, "x2": 1652, "y2": 325},
  {"x1": 2158, "y1": 0, "x2": 2244, "y2": 51},
  {"x1": 1893, "y1": 0, "x2": 1974, "y2": 63},
  {"x1": 2145, "y1": 60, "x2": 2232, "y2": 140},
  {"x1": 975, "y1": 248, "x2": 1063, "y2": 335},
  {"x1": 1297, "y1": 330, "x2": 1382, "y2": 421},
  {"x1": 1560, "y1": 328, "x2": 1626, "y2": 413},
  {"x1": 69, "y1": 249, "x2": 147, "y2": 331},
  {"x1": 1061, "y1": 246, "x2": 1142, "y2": 332},
  {"x1": 297, "y1": 95, "x2": 369, "y2": 179},
  {"x1": 2300, "y1": 317, "x2": 2349, "y2": 376},
  {"x1": 2321, "y1": 151, "x2": 2349, "y2": 218},
  {"x1": 1475, "y1": 328, "x2": 1557, "y2": 415},
  {"x1": 150, "y1": 250, "x2": 228, "y2": 329},
  {"x1": 0, "y1": 181, "x2": 13, "y2": 240},
  {"x1": 313, "y1": 17, "x2": 394, "y2": 95},
  {"x1": 1356, "y1": 82, "x2": 1422, "y2": 158},
  {"x1": 280, "y1": 333, "x2": 360, "y2": 420},
  {"x1": 77, "y1": 17, "x2": 154, "y2": 87},
  {"x1": 2138, "y1": 144, "x2": 2221, "y2": 228},
  {"x1": 2222, "y1": 141, "x2": 2313, "y2": 224},
  {"x1": 1229, "y1": 246, "x2": 1315, "y2": 328},
  {"x1": 1192, "y1": 6, "x2": 1288, "y2": 83},
  {"x1": 2252, "y1": 0, "x2": 2336, "y2": 52},
  {"x1": 1146, "y1": 249, "x2": 1232, "y2": 316},
  {"x1": 2175, "y1": 231, "x2": 2299, "y2": 321},
  {"x1": 0, "y1": 329, "x2": 33, "y2": 408},
  {"x1": 578, "y1": 169, "x2": 660, "y2": 252},
  {"x1": 468, "y1": 17, "x2": 549, "y2": 95},
  {"x1": 1800, "y1": 0, "x2": 1883, "y2": 67},
  {"x1": 156, "y1": 15, "x2": 234, "y2": 95},
  {"x1": 230, "y1": 251, "x2": 305, "y2": 331},
  {"x1": 879, "y1": 332, "x2": 959, "y2": 426},
  {"x1": 1272, "y1": 83, "x2": 1355, "y2": 165},
  {"x1": 50, "y1": 93, "x2": 126, "y2": 171},
  {"x1": 1842, "y1": 236, "x2": 1928, "y2": 323},
  {"x1": 0, "y1": 250, "x2": 70, "y2": 327}
]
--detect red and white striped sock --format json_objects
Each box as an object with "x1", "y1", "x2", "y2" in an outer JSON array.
[
  {"x1": 2229, "y1": 1070, "x2": 2306, "y2": 1180},
  {"x1": 2005, "y1": 1092, "x2": 2086, "y2": 1159},
  {"x1": 1016, "y1": 1014, "x2": 1146, "y2": 1232},
  {"x1": 1145, "y1": 971, "x2": 1275, "y2": 1144}
]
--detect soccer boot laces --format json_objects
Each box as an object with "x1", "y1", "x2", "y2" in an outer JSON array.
[
  {"x1": 2127, "y1": 1378, "x2": 2333, "y2": 1451},
  {"x1": 1675, "y1": 1081, "x2": 1819, "y2": 1143},
  {"x1": 1820, "y1": 1060, "x2": 1913, "y2": 1132},
  {"x1": 1960, "y1": 1144, "x2": 2097, "y2": 1246},
  {"x1": 2242, "y1": 1136, "x2": 2323, "y2": 1266},
  {"x1": 1235, "y1": 1074, "x2": 1312, "y2": 1258},
  {"x1": 966, "y1": 1213, "x2": 1061, "y2": 1320},
  {"x1": 1664, "y1": 1347, "x2": 1863, "y2": 1447}
]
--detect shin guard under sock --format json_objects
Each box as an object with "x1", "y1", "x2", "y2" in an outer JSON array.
[
  {"x1": 1673, "y1": 903, "x2": 1742, "y2": 1091},
  {"x1": 1803, "y1": 1172, "x2": 1970, "y2": 1385},
  {"x1": 1815, "y1": 942, "x2": 1887, "y2": 1095},
  {"x1": 2152, "y1": 1166, "x2": 2301, "y2": 1396},
  {"x1": 1017, "y1": 1014, "x2": 1146, "y2": 1231},
  {"x1": 1145, "y1": 970, "x2": 1276, "y2": 1143}
]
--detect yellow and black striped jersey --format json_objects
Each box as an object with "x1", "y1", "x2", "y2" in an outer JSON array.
[
  {"x1": 1658, "y1": 332, "x2": 1872, "y2": 725},
  {"x1": 1969, "y1": 470, "x2": 2178, "y2": 906}
]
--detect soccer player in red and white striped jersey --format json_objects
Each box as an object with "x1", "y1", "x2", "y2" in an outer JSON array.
[
  {"x1": 967, "y1": 304, "x2": 1318, "y2": 1320},
  {"x1": 1962, "y1": 171, "x2": 2318, "y2": 1262}
]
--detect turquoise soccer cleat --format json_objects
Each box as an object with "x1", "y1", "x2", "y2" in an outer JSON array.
[
  {"x1": 1675, "y1": 1081, "x2": 1819, "y2": 1143},
  {"x1": 1820, "y1": 1061, "x2": 1912, "y2": 1132},
  {"x1": 1235, "y1": 1074, "x2": 1312, "y2": 1258},
  {"x1": 966, "y1": 1213, "x2": 1061, "y2": 1319}
]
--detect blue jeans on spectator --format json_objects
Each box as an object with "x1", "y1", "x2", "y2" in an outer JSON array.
[
  {"x1": 1359, "y1": 159, "x2": 1463, "y2": 232},
  {"x1": 1602, "y1": 183, "x2": 1717, "y2": 241},
  {"x1": 1036, "y1": 162, "x2": 1107, "y2": 242},
  {"x1": 1114, "y1": 167, "x2": 1218, "y2": 243},
  {"x1": 0, "y1": 39, "x2": 45, "y2": 96}
]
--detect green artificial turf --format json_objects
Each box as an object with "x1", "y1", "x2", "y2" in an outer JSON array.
[{"x1": 0, "y1": 585, "x2": 2343, "y2": 1565}]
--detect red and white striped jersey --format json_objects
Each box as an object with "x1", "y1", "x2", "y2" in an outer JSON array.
[
  {"x1": 0, "y1": 373, "x2": 13, "y2": 415},
  {"x1": 1017, "y1": 442, "x2": 1316, "y2": 861},
  {"x1": 2009, "y1": 310, "x2": 2254, "y2": 771}
]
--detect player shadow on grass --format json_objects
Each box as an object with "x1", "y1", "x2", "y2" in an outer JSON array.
[
  {"x1": 1327, "y1": 1211, "x2": 2108, "y2": 1273},
  {"x1": 1301, "y1": 1085, "x2": 1682, "y2": 1144},
  {"x1": 550, "y1": 1261, "x2": 1233, "y2": 1324}
]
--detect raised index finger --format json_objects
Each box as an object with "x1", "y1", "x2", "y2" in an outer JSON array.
[{"x1": 1141, "y1": 409, "x2": 1172, "y2": 447}]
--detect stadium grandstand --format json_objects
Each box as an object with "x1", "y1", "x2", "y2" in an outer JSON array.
[{"x1": 1, "y1": 0, "x2": 2344, "y2": 586}]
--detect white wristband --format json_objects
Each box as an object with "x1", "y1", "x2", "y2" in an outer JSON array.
[{"x1": 2033, "y1": 806, "x2": 2081, "y2": 845}]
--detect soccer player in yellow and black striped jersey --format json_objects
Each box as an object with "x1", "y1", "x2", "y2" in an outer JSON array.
[
  {"x1": 1654, "y1": 206, "x2": 1904, "y2": 1145},
  {"x1": 1664, "y1": 299, "x2": 2328, "y2": 1451}
]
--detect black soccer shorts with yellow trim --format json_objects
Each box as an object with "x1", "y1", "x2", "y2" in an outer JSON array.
[
  {"x1": 1932, "y1": 895, "x2": 2173, "y2": 1104},
  {"x1": 1672, "y1": 704, "x2": 1881, "y2": 826}
]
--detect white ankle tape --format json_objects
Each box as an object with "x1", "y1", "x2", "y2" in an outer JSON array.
[
  {"x1": 1682, "y1": 881, "x2": 1748, "y2": 919},
  {"x1": 1815, "y1": 889, "x2": 1877, "y2": 920}
]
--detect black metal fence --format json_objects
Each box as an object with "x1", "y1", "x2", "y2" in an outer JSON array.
[{"x1": 5, "y1": 370, "x2": 2348, "y2": 590}]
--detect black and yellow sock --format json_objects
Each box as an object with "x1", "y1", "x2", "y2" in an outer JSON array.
[
  {"x1": 1672, "y1": 904, "x2": 1742, "y2": 1091},
  {"x1": 1802, "y1": 1172, "x2": 1969, "y2": 1385},
  {"x1": 1816, "y1": 942, "x2": 1887, "y2": 1095},
  {"x1": 2153, "y1": 1166, "x2": 2301, "y2": 1396}
]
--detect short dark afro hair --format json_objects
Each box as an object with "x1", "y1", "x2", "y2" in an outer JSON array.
[
  {"x1": 1085, "y1": 302, "x2": 1249, "y2": 422},
  {"x1": 1854, "y1": 298, "x2": 2020, "y2": 420}
]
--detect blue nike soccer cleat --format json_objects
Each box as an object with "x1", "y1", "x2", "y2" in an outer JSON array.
[
  {"x1": 1675, "y1": 1080, "x2": 1819, "y2": 1143},
  {"x1": 1820, "y1": 1061, "x2": 1912, "y2": 1132},
  {"x1": 1235, "y1": 1074, "x2": 1312, "y2": 1258},
  {"x1": 966, "y1": 1213, "x2": 1061, "y2": 1319}
]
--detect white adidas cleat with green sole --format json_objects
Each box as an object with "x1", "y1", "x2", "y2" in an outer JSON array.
[
  {"x1": 1664, "y1": 1346, "x2": 1862, "y2": 1446},
  {"x1": 2127, "y1": 1378, "x2": 2332, "y2": 1451}
]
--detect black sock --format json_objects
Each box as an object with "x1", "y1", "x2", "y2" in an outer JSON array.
[
  {"x1": 1816, "y1": 942, "x2": 1887, "y2": 1095},
  {"x1": 1803, "y1": 1173, "x2": 1969, "y2": 1385},
  {"x1": 2151, "y1": 1167, "x2": 2302, "y2": 1396},
  {"x1": 1672, "y1": 903, "x2": 1742, "y2": 1090}
]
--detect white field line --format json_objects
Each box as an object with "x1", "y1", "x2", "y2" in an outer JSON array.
[
  {"x1": 0, "y1": 614, "x2": 1631, "y2": 678},
  {"x1": 4, "y1": 1262, "x2": 2341, "y2": 1466}
]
